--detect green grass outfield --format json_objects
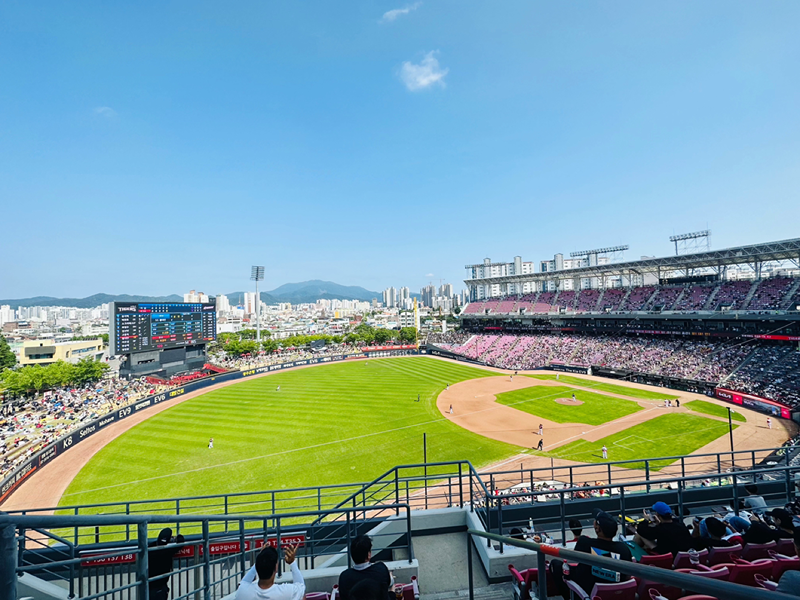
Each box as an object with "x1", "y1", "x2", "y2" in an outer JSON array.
[
  {"x1": 60, "y1": 357, "x2": 522, "y2": 508},
  {"x1": 542, "y1": 413, "x2": 737, "y2": 470},
  {"x1": 527, "y1": 374, "x2": 678, "y2": 401},
  {"x1": 496, "y1": 385, "x2": 642, "y2": 425},
  {"x1": 684, "y1": 399, "x2": 747, "y2": 422}
]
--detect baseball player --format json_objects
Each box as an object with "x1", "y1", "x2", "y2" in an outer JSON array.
[
  {"x1": 208, "y1": 438, "x2": 214, "y2": 449},
  {"x1": 767, "y1": 417, "x2": 772, "y2": 430},
  {"x1": 602, "y1": 445, "x2": 608, "y2": 459},
  {"x1": 537, "y1": 438, "x2": 544, "y2": 451},
  {"x1": 538, "y1": 423, "x2": 543, "y2": 436}
]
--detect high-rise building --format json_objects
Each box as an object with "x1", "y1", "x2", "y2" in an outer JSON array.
[
  {"x1": 216, "y1": 295, "x2": 230, "y2": 313},
  {"x1": 0, "y1": 305, "x2": 13, "y2": 326},
  {"x1": 439, "y1": 283, "x2": 453, "y2": 298},
  {"x1": 243, "y1": 292, "x2": 257, "y2": 315},
  {"x1": 382, "y1": 287, "x2": 398, "y2": 308},
  {"x1": 420, "y1": 285, "x2": 436, "y2": 308}
]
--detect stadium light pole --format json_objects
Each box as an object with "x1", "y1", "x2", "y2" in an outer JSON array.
[
  {"x1": 727, "y1": 407, "x2": 735, "y2": 467},
  {"x1": 251, "y1": 266, "x2": 265, "y2": 344}
]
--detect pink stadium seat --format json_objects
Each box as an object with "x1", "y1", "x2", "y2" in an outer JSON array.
[
  {"x1": 741, "y1": 541, "x2": 776, "y2": 561},
  {"x1": 639, "y1": 553, "x2": 673, "y2": 568}
]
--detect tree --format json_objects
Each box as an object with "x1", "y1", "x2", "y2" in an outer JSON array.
[
  {"x1": 399, "y1": 327, "x2": 417, "y2": 344},
  {"x1": 73, "y1": 358, "x2": 109, "y2": 385},
  {"x1": 373, "y1": 329, "x2": 392, "y2": 344},
  {"x1": 0, "y1": 335, "x2": 16, "y2": 371},
  {"x1": 261, "y1": 339, "x2": 279, "y2": 353}
]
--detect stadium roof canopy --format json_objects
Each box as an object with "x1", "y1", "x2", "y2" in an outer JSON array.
[{"x1": 464, "y1": 237, "x2": 800, "y2": 287}]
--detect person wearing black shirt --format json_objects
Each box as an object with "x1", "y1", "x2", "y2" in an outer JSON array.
[
  {"x1": 550, "y1": 509, "x2": 632, "y2": 600},
  {"x1": 338, "y1": 536, "x2": 393, "y2": 600},
  {"x1": 148, "y1": 528, "x2": 185, "y2": 600},
  {"x1": 635, "y1": 502, "x2": 692, "y2": 556},
  {"x1": 767, "y1": 508, "x2": 797, "y2": 539}
]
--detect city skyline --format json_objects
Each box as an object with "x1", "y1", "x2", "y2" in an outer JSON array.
[{"x1": 2, "y1": 1, "x2": 800, "y2": 298}]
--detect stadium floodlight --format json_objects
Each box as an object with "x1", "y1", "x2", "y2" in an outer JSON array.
[
  {"x1": 251, "y1": 266, "x2": 265, "y2": 343},
  {"x1": 669, "y1": 230, "x2": 711, "y2": 256},
  {"x1": 669, "y1": 230, "x2": 710, "y2": 242},
  {"x1": 569, "y1": 245, "x2": 629, "y2": 258}
]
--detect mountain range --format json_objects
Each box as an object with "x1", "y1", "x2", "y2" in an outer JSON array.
[{"x1": 0, "y1": 281, "x2": 384, "y2": 309}]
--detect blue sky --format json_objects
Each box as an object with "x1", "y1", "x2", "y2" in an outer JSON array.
[{"x1": 1, "y1": 1, "x2": 799, "y2": 298}]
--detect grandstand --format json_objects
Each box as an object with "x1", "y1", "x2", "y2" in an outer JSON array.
[{"x1": 450, "y1": 237, "x2": 800, "y2": 419}]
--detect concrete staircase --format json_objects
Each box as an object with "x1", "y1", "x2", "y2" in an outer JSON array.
[
  {"x1": 702, "y1": 284, "x2": 722, "y2": 311},
  {"x1": 741, "y1": 280, "x2": 760, "y2": 309}
]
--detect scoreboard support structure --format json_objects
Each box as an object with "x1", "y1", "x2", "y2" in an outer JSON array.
[{"x1": 109, "y1": 302, "x2": 217, "y2": 380}]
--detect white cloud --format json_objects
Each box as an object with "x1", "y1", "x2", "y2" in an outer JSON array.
[
  {"x1": 425, "y1": 273, "x2": 434, "y2": 278},
  {"x1": 94, "y1": 106, "x2": 117, "y2": 118},
  {"x1": 380, "y1": 2, "x2": 421, "y2": 23},
  {"x1": 399, "y1": 51, "x2": 448, "y2": 91}
]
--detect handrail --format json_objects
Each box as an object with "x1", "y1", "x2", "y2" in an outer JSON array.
[
  {"x1": 466, "y1": 529, "x2": 798, "y2": 600},
  {"x1": 487, "y1": 446, "x2": 788, "y2": 476},
  {"x1": 12, "y1": 480, "x2": 374, "y2": 515},
  {"x1": 492, "y1": 463, "x2": 799, "y2": 500},
  {"x1": 0, "y1": 503, "x2": 411, "y2": 528},
  {"x1": 313, "y1": 460, "x2": 493, "y2": 524}
]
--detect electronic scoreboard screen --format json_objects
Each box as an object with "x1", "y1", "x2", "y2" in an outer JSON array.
[{"x1": 110, "y1": 302, "x2": 216, "y2": 355}]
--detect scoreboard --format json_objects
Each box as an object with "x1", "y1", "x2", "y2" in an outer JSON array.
[{"x1": 110, "y1": 302, "x2": 216, "y2": 355}]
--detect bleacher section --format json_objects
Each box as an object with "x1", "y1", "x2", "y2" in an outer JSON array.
[{"x1": 461, "y1": 277, "x2": 800, "y2": 316}]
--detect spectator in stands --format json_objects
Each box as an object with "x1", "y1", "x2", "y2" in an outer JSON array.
[
  {"x1": 550, "y1": 509, "x2": 632, "y2": 600},
  {"x1": 635, "y1": 502, "x2": 692, "y2": 556},
  {"x1": 236, "y1": 544, "x2": 304, "y2": 600},
  {"x1": 568, "y1": 518, "x2": 582, "y2": 542},
  {"x1": 690, "y1": 517, "x2": 733, "y2": 550},
  {"x1": 776, "y1": 529, "x2": 800, "y2": 595},
  {"x1": 741, "y1": 483, "x2": 767, "y2": 511},
  {"x1": 767, "y1": 508, "x2": 796, "y2": 539},
  {"x1": 742, "y1": 519, "x2": 780, "y2": 545},
  {"x1": 148, "y1": 528, "x2": 186, "y2": 600},
  {"x1": 338, "y1": 536, "x2": 393, "y2": 600}
]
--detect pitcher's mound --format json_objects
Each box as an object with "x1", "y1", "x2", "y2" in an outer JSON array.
[{"x1": 555, "y1": 398, "x2": 584, "y2": 406}]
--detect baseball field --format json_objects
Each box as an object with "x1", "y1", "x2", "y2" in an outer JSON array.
[{"x1": 51, "y1": 356, "x2": 776, "y2": 512}]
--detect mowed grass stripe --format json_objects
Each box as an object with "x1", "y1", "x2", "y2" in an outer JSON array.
[
  {"x1": 684, "y1": 400, "x2": 747, "y2": 422},
  {"x1": 544, "y1": 413, "x2": 735, "y2": 470},
  {"x1": 496, "y1": 385, "x2": 642, "y2": 425},
  {"x1": 527, "y1": 374, "x2": 678, "y2": 400},
  {"x1": 61, "y1": 358, "x2": 520, "y2": 507}
]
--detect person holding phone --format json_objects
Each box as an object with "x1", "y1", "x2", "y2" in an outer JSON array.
[{"x1": 236, "y1": 543, "x2": 305, "y2": 600}]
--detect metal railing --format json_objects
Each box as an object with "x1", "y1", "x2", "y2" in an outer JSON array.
[
  {"x1": 484, "y1": 463, "x2": 799, "y2": 550},
  {"x1": 465, "y1": 530, "x2": 798, "y2": 600},
  {"x1": 1, "y1": 503, "x2": 413, "y2": 600}
]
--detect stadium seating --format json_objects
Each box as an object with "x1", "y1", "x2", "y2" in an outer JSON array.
[
  {"x1": 460, "y1": 278, "x2": 800, "y2": 317},
  {"x1": 533, "y1": 291, "x2": 556, "y2": 313},
  {"x1": 619, "y1": 287, "x2": 651, "y2": 311},
  {"x1": 746, "y1": 277, "x2": 794, "y2": 310},
  {"x1": 673, "y1": 285, "x2": 715, "y2": 311},
  {"x1": 712, "y1": 280, "x2": 754, "y2": 310},
  {"x1": 575, "y1": 289, "x2": 601, "y2": 312}
]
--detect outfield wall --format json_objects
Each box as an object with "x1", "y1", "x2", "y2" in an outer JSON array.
[{"x1": 0, "y1": 349, "x2": 420, "y2": 505}]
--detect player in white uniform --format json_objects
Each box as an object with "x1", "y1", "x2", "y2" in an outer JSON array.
[
  {"x1": 602, "y1": 445, "x2": 608, "y2": 459},
  {"x1": 767, "y1": 417, "x2": 772, "y2": 429},
  {"x1": 208, "y1": 438, "x2": 214, "y2": 449}
]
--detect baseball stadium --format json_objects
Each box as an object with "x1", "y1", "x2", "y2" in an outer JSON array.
[{"x1": 2, "y1": 237, "x2": 800, "y2": 600}]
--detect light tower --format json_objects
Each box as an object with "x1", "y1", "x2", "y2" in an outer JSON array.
[{"x1": 251, "y1": 266, "x2": 265, "y2": 343}]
